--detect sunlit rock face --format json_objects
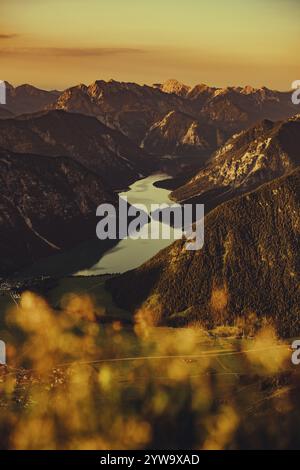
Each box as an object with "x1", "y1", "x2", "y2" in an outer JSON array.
[
  {"x1": 141, "y1": 110, "x2": 226, "y2": 158},
  {"x1": 172, "y1": 117, "x2": 300, "y2": 206},
  {"x1": 159, "y1": 79, "x2": 191, "y2": 97}
]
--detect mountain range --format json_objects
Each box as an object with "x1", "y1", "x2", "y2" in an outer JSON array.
[
  {"x1": 1, "y1": 78, "x2": 299, "y2": 330},
  {"x1": 2, "y1": 79, "x2": 297, "y2": 166},
  {"x1": 50, "y1": 79, "x2": 297, "y2": 159}
]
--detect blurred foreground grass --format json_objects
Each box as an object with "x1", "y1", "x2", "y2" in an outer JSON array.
[{"x1": 0, "y1": 284, "x2": 299, "y2": 450}]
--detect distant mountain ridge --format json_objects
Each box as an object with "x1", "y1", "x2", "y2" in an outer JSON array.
[
  {"x1": 2, "y1": 82, "x2": 59, "y2": 116},
  {"x1": 50, "y1": 78, "x2": 297, "y2": 158},
  {"x1": 1, "y1": 79, "x2": 297, "y2": 161},
  {"x1": 51, "y1": 79, "x2": 186, "y2": 144}
]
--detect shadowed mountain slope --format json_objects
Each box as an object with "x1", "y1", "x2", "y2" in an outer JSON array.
[
  {"x1": 3, "y1": 82, "x2": 60, "y2": 115},
  {"x1": 0, "y1": 108, "x2": 14, "y2": 119},
  {"x1": 0, "y1": 110, "x2": 149, "y2": 189},
  {"x1": 0, "y1": 148, "x2": 116, "y2": 276}
]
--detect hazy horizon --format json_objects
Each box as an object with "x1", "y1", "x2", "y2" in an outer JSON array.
[{"x1": 1, "y1": 0, "x2": 300, "y2": 91}]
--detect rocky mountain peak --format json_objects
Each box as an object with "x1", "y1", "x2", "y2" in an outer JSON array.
[
  {"x1": 187, "y1": 83, "x2": 215, "y2": 99},
  {"x1": 241, "y1": 85, "x2": 257, "y2": 94},
  {"x1": 160, "y1": 79, "x2": 191, "y2": 97}
]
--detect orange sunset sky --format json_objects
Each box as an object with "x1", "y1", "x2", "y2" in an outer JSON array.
[{"x1": 1, "y1": 0, "x2": 300, "y2": 91}]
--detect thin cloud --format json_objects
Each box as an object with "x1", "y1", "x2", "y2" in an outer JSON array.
[
  {"x1": 0, "y1": 47, "x2": 146, "y2": 57},
  {"x1": 0, "y1": 34, "x2": 18, "y2": 40}
]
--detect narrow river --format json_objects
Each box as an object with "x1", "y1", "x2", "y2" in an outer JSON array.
[{"x1": 76, "y1": 174, "x2": 181, "y2": 276}]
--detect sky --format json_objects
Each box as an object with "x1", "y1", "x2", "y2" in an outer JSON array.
[{"x1": 1, "y1": 0, "x2": 300, "y2": 90}]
